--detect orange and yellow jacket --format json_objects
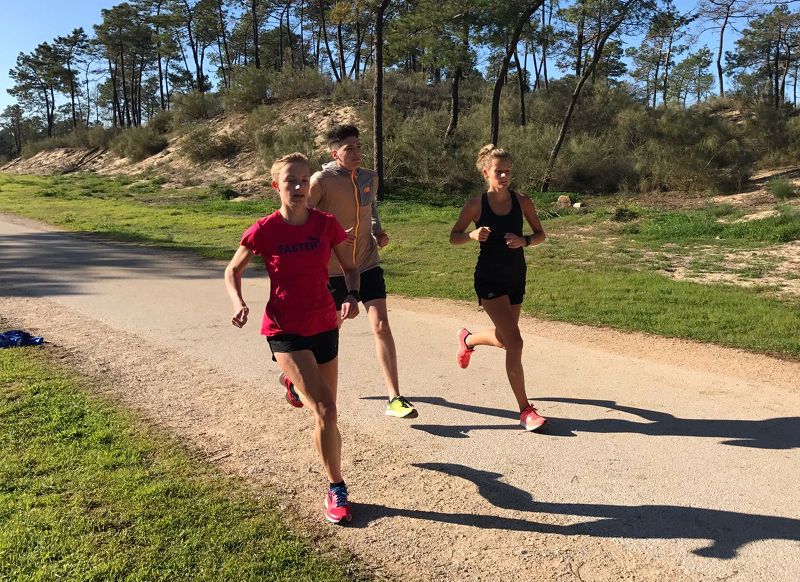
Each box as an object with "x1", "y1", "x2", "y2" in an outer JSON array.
[{"x1": 309, "y1": 161, "x2": 383, "y2": 277}]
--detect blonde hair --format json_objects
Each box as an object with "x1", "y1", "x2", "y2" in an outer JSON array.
[
  {"x1": 476, "y1": 144, "x2": 512, "y2": 173},
  {"x1": 270, "y1": 152, "x2": 310, "y2": 181}
]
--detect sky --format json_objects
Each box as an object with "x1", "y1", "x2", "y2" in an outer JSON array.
[
  {"x1": 0, "y1": 0, "x2": 112, "y2": 112},
  {"x1": 0, "y1": 0, "x2": 741, "y2": 115}
]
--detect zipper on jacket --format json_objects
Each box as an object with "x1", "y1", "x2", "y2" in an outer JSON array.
[{"x1": 350, "y1": 170, "x2": 360, "y2": 263}]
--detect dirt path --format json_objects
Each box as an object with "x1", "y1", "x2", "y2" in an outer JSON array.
[{"x1": 1, "y1": 213, "x2": 798, "y2": 582}]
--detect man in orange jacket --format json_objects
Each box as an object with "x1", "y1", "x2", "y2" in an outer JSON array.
[{"x1": 301, "y1": 124, "x2": 417, "y2": 418}]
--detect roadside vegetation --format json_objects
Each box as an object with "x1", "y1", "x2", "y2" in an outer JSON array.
[
  {"x1": 1, "y1": 172, "x2": 798, "y2": 357},
  {"x1": 0, "y1": 343, "x2": 368, "y2": 581}
]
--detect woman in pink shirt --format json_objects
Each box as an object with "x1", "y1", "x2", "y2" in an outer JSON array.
[{"x1": 225, "y1": 152, "x2": 360, "y2": 524}]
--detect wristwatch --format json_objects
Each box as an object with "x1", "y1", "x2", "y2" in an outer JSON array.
[
  {"x1": 525, "y1": 235, "x2": 531, "y2": 246},
  {"x1": 346, "y1": 289, "x2": 361, "y2": 302}
]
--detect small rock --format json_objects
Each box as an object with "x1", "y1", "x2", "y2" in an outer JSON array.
[{"x1": 555, "y1": 195, "x2": 572, "y2": 210}]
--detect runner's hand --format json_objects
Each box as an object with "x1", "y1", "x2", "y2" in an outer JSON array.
[
  {"x1": 231, "y1": 305, "x2": 249, "y2": 328},
  {"x1": 375, "y1": 230, "x2": 389, "y2": 247},
  {"x1": 504, "y1": 233, "x2": 525, "y2": 248},
  {"x1": 470, "y1": 226, "x2": 491, "y2": 242},
  {"x1": 340, "y1": 297, "x2": 359, "y2": 321}
]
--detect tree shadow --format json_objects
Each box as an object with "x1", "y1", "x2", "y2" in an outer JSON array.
[
  {"x1": 350, "y1": 463, "x2": 800, "y2": 559},
  {"x1": 0, "y1": 231, "x2": 230, "y2": 298}
]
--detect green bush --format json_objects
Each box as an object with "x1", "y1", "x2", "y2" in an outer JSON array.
[
  {"x1": 147, "y1": 109, "x2": 174, "y2": 135},
  {"x1": 210, "y1": 182, "x2": 238, "y2": 199},
  {"x1": 110, "y1": 127, "x2": 168, "y2": 161},
  {"x1": 179, "y1": 126, "x2": 239, "y2": 163},
  {"x1": 626, "y1": 107, "x2": 754, "y2": 194},
  {"x1": 254, "y1": 117, "x2": 324, "y2": 168},
  {"x1": 86, "y1": 125, "x2": 117, "y2": 149},
  {"x1": 270, "y1": 67, "x2": 333, "y2": 100},
  {"x1": 768, "y1": 177, "x2": 797, "y2": 200},
  {"x1": 223, "y1": 66, "x2": 272, "y2": 113},
  {"x1": 172, "y1": 91, "x2": 223, "y2": 125},
  {"x1": 239, "y1": 105, "x2": 278, "y2": 149}
]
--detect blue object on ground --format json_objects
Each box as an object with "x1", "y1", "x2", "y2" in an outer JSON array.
[{"x1": 0, "y1": 330, "x2": 45, "y2": 349}]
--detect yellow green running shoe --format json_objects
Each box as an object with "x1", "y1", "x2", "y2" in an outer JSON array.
[{"x1": 385, "y1": 395, "x2": 418, "y2": 418}]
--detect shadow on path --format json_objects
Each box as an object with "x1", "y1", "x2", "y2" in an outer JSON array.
[
  {"x1": 351, "y1": 463, "x2": 800, "y2": 559},
  {"x1": 364, "y1": 395, "x2": 799, "y2": 449},
  {"x1": 0, "y1": 231, "x2": 231, "y2": 297},
  {"x1": 536, "y1": 397, "x2": 799, "y2": 450}
]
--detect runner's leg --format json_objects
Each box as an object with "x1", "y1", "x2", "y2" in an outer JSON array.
[
  {"x1": 275, "y1": 351, "x2": 342, "y2": 483},
  {"x1": 365, "y1": 298, "x2": 400, "y2": 400},
  {"x1": 479, "y1": 298, "x2": 527, "y2": 411}
]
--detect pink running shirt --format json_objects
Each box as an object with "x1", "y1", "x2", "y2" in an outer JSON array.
[{"x1": 240, "y1": 209, "x2": 347, "y2": 337}]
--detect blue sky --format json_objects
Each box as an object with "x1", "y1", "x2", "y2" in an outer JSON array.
[
  {"x1": 0, "y1": 0, "x2": 739, "y2": 115},
  {"x1": 0, "y1": 0, "x2": 112, "y2": 112}
]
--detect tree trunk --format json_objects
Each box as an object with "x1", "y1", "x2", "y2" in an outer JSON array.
[
  {"x1": 716, "y1": 12, "x2": 729, "y2": 97},
  {"x1": 513, "y1": 48, "x2": 526, "y2": 126},
  {"x1": 252, "y1": 0, "x2": 260, "y2": 68},
  {"x1": 217, "y1": 0, "x2": 231, "y2": 86},
  {"x1": 445, "y1": 66, "x2": 462, "y2": 139},
  {"x1": 662, "y1": 34, "x2": 674, "y2": 105},
  {"x1": 490, "y1": 1, "x2": 542, "y2": 145},
  {"x1": 373, "y1": 0, "x2": 390, "y2": 201},
  {"x1": 576, "y1": 10, "x2": 585, "y2": 76},
  {"x1": 542, "y1": 0, "x2": 640, "y2": 191},
  {"x1": 542, "y1": 1, "x2": 550, "y2": 89},
  {"x1": 337, "y1": 22, "x2": 347, "y2": 81},
  {"x1": 319, "y1": 4, "x2": 340, "y2": 82}
]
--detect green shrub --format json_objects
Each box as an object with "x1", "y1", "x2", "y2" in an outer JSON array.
[
  {"x1": 270, "y1": 67, "x2": 333, "y2": 100},
  {"x1": 223, "y1": 66, "x2": 272, "y2": 113},
  {"x1": 172, "y1": 91, "x2": 223, "y2": 125},
  {"x1": 627, "y1": 107, "x2": 754, "y2": 194},
  {"x1": 86, "y1": 124, "x2": 117, "y2": 149},
  {"x1": 110, "y1": 127, "x2": 168, "y2": 161},
  {"x1": 210, "y1": 182, "x2": 238, "y2": 199},
  {"x1": 240, "y1": 105, "x2": 278, "y2": 149},
  {"x1": 180, "y1": 126, "x2": 239, "y2": 163},
  {"x1": 768, "y1": 177, "x2": 797, "y2": 200},
  {"x1": 147, "y1": 109, "x2": 173, "y2": 134},
  {"x1": 254, "y1": 117, "x2": 324, "y2": 168}
]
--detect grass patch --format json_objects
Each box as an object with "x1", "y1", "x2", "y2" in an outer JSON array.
[
  {"x1": 624, "y1": 205, "x2": 800, "y2": 246},
  {"x1": 0, "y1": 346, "x2": 365, "y2": 581},
  {"x1": 1, "y1": 173, "x2": 799, "y2": 357}
]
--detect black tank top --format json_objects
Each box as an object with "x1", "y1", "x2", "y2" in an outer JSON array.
[{"x1": 475, "y1": 191, "x2": 526, "y2": 282}]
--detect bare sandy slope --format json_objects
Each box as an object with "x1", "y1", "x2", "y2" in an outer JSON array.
[{"x1": 1, "y1": 213, "x2": 798, "y2": 582}]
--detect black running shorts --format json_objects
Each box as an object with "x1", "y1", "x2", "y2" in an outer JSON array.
[
  {"x1": 474, "y1": 276, "x2": 525, "y2": 306},
  {"x1": 267, "y1": 328, "x2": 339, "y2": 364},
  {"x1": 327, "y1": 266, "x2": 387, "y2": 309}
]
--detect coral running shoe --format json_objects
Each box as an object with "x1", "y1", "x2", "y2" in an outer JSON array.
[
  {"x1": 385, "y1": 395, "x2": 418, "y2": 418},
  {"x1": 456, "y1": 328, "x2": 474, "y2": 369},
  {"x1": 279, "y1": 372, "x2": 303, "y2": 408},
  {"x1": 520, "y1": 404, "x2": 547, "y2": 431},
  {"x1": 324, "y1": 485, "x2": 351, "y2": 524}
]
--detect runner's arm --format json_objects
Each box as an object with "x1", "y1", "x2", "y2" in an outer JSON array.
[
  {"x1": 332, "y1": 242, "x2": 360, "y2": 320},
  {"x1": 520, "y1": 194, "x2": 545, "y2": 247},
  {"x1": 449, "y1": 197, "x2": 488, "y2": 245},
  {"x1": 224, "y1": 245, "x2": 254, "y2": 328},
  {"x1": 308, "y1": 176, "x2": 322, "y2": 208}
]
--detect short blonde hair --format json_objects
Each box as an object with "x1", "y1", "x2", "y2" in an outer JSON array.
[
  {"x1": 476, "y1": 144, "x2": 512, "y2": 173},
  {"x1": 270, "y1": 152, "x2": 310, "y2": 181}
]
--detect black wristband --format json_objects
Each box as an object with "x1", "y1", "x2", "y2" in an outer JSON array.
[
  {"x1": 525, "y1": 235, "x2": 531, "y2": 247},
  {"x1": 346, "y1": 289, "x2": 361, "y2": 302}
]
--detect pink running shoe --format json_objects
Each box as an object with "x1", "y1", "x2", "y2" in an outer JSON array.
[
  {"x1": 324, "y1": 485, "x2": 351, "y2": 524},
  {"x1": 457, "y1": 328, "x2": 474, "y2": 368},
  {"x1": 279, "y1": 372, "x2": 303, "y2": 408},
  {"x1": 520, "y1": 404, "x2": 547, "y2": 431}
]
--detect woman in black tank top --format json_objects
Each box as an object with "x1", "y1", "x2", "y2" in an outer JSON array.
[{"x1": 449, "y1": 145, "x2": 548, "y2": 432}]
